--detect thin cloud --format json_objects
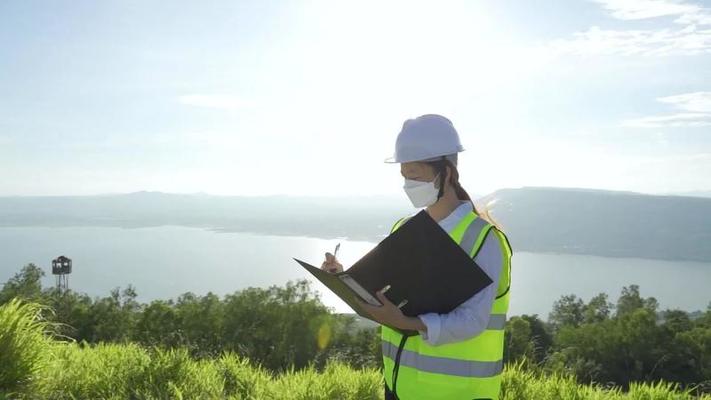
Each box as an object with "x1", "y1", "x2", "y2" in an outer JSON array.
[
  {"x1": 658, "y1": 91, "x2": 711, "y2": 112},
  {"x1": 178, "y1": 95, "x2": 253, "y2": 111},
  {"x1": 623, "y1": 113, "x2": 711, "y2": 127},
  {"x1": 623, "y1": 91, "x2": 711, "y2": 127},
  {"x1": 543, "y1": 0, "x2": 711, "y2": 57},
  {"x1": 675, "y1": 11, "x2": 711, "y2": 25},
  {"x1": 593, "y1": 0, "x2": 711, "y2": 27},
  {"x1": 546, "y1": 25, "x2": 711, "y2": 56},
  {"x1": 591, "y1": 0, "x2": 701, "y2": 20}
]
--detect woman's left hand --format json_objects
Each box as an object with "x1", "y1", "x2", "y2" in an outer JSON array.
[{"x1": 356, "y1": 286, "x2": 416, "y2": 331}]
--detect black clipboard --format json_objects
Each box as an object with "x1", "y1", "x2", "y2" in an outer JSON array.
[{"x1": 294, "y1": 209, "x2": 493, "y2": 335}]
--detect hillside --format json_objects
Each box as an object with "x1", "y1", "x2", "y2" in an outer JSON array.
[
  {"x1": 477, "y1": 186, "x2": 711, "y2": 262},
  {"x1": 0, "y1": 191, "x2": 411, "y2": 241},
  {"x1": 2, "y1": 187, "x2": 711, "y2": 261}
]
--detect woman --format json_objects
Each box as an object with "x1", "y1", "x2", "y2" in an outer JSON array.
[{"x1": 322, "y1": 114, "x2": 513, "y2": 400}]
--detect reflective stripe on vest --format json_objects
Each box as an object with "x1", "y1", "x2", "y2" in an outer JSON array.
[
  {"x1": 382, "y1": 211, "x2": 512, "y2": 400},
  {"x1": 486, "y1": 313, "x2": 507, "y2": 330},
  {"x1": 382, "y1": 341, "x2": 504, "y2": 378},
  {"x1": 459, "y1": 215, "x2": 493, "y2": 259}
]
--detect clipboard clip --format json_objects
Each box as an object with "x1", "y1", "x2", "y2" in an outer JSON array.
[{"x1": 381, "y1": 285, "x2": 408, "y2": 309}]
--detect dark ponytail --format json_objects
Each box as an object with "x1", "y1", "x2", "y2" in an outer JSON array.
[{"x1": 426, "y1": 157, "x2": 504, "y2": 231}]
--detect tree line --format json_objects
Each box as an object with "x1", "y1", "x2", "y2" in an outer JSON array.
[
  {"x1": 1, "y1": 263, "x2": 710, "y2": 393},
  {"x1": 0, "y1": 264, "x2": 380, "y2": 373},
  {"x1": 505, "y1": 286, "x2": 711, "y2": 392}
]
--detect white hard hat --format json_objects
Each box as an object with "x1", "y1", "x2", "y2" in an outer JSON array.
[{"x1": 384, "y1": 114, "x2": 465, "y2": 164}]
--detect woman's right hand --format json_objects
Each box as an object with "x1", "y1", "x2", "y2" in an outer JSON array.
[{"x1": 321, "y1": 252, "x2": 343, "y2": 273}]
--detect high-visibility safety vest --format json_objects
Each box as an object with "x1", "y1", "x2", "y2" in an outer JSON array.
[{"x1": 382, "y1": 210, "x2": 513, "y2": 400}]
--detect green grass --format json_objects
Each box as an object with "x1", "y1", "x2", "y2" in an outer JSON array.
[
  {"x1": 500, "y1": 362, "x2": 707, "y2": 400},
  {"x1": 0, "y1": 299, "x2": 54, "y2": 395},
  {"x1": 26, "y1": 342, "x2": 383, "y2": 400},
  {"x1": 1, "y1": 299, "x2": 709, "y2": 400}
]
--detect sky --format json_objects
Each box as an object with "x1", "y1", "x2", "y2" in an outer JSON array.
[{"x1": 1, "y1": 0, "x2": 710, "y2": 197}]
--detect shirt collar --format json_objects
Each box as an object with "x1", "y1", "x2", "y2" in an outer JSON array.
[{"x1": 437, "y1": 200, "x2": 473, "y2": 233}]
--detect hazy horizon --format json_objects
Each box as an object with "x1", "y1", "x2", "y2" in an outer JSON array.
[
  {"x1": 1, "y1": 1, "x2": 710, "y2": 198},
  {"x1": 1, "y1": 184, "x2": 710, "y2": 199}
]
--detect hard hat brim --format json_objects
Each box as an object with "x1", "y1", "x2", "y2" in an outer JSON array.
[{"x1": 383, "y1": 148, "x2": 464, "y2": 164}]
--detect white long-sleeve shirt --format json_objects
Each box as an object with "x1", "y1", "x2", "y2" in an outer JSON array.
[{"x1": 411, "y1": 200, "x2": 503, "y2": 346}]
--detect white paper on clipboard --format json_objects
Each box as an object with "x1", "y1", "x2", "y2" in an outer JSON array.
[{"x1": 338, "y1": 274, "x2": 382, "y2": 306}]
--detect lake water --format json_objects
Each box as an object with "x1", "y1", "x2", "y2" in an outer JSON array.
[{"x1": 0, "y1": 226, "x2": 708, "y2": 318}]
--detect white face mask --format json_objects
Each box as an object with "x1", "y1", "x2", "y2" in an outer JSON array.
[{"x1": 403, "y1": 173, "x2": 441, "y2": 208}]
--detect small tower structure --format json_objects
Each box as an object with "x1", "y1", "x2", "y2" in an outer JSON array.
[{"x1": 52, "y1": 255, "x2": 72, "y2": 292}]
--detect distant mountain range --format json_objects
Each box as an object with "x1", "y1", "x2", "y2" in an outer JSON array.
[
  {"x1": 476, "y1": 187, "x2": 711, "y2": 263},
  {"x1": 0, "y1": 191, "x2": 412, "y2": 241},
  {"x1": 666, "y1": 190, "x2": 711, "y2": 198},
  {"x1": 1, "y1": 187, "x2": 710, "y2": 262}
]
